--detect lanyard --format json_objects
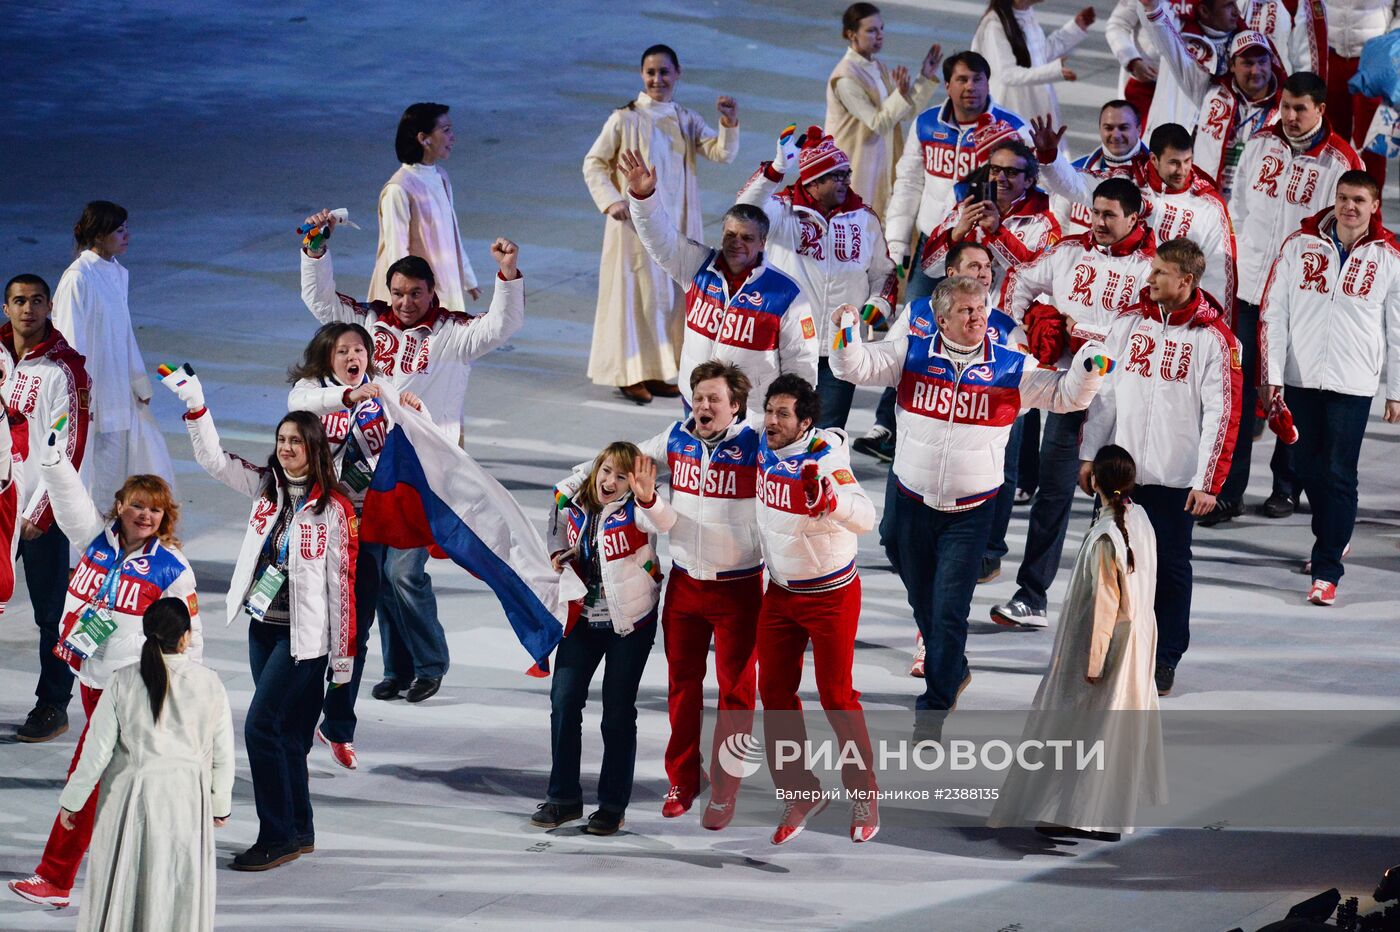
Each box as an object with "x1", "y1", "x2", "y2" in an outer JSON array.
[
  {"x1": 93, "y1": 543, "x2": 125, "y2": 609},
  {"x1": 270, "y1": 494, "x2": 316, "y2": 568}
]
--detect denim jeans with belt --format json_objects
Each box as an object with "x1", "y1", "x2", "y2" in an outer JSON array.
[{"x1": 547, "y1": 615, "x2": 657, "y2": 813}]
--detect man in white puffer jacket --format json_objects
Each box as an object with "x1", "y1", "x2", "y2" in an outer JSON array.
[
  {"x1": 622, "y1": 150, "x2": 819, "y2": 412},
  {"x1": 830, "y1": 278, "x2": 1105, "y2": 722},
  {"x1": 1079, "y1": 238, "x2": 1242, "y2": 699},
  {"x1": 736, "y1": 126, "x2": 897, "y2": 430},
  {"x1": 753, "y1": 374, "x2": 878, "y2": 848},
  {"x1": 1260, "y1": 173, "x2": 1400, "y2": 607}
]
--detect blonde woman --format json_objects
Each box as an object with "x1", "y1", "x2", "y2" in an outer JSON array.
[{"x1": 583, "y1": 45, "x2": 739, "y2": 404}]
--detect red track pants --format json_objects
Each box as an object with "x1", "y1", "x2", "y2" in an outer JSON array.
[
  {"x1": 36, "y1": 683, "x2": 102, "y2": 889},
  {"x1": 661, "y1": 569, "x2": 761, "y2": 799},
  {"x1": 757, "y1": 578, "x2": 876, "y2": 795}
]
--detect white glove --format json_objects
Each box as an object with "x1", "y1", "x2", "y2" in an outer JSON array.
[
  {"x1": 158, "y1": 363, "x2": 205, "y2": 412},
  {"x1": 889, "y1": 240, "x2": 908, "y2": 268},
  {"x1": 774, "y1": 124, "x2": 803, "y2": 175},
  {"x1": 40, "y1": 414, "x2": 67, "y2": 467}
]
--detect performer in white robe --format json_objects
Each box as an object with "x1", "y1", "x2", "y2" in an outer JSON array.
[
  {"x1": 582, "y1": 44, "x2": 739, "y2": 404},
  {"x1": 369, "y1": 102, "x2": 480, "y2": 314},
  {"x1": 988, "y1": 444, "x2": 1166, "y2": 837},
  {"x1": 57, "y1": 599, "x2": 233, "y2": 932},
  {"x1": 51, "y1": 202, "x2": 175, "y2": 506}
]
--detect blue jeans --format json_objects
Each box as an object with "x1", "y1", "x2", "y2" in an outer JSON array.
[
  {"x1": 377, "y1": 546, "x2": 448, "y2": 681},
  {"x1": 887, "y1": 489, "x2": 997, "y2": 710},
  {"x1": 1269, "y1": 437, "x2": 1300, "y2": 499},
  {"x1": 247, "y1": 622, "x2": 327, "y2": 846},
  {"x1": 904, "y1": 233, "x2": 939, "y2": 301},
  {"x1": 1133, "y1": 485, "x2": 1195, "y2": 669},
  {"x1": 816, "y1": 356, "x2": 855, "y2": 430},
  {"x1": 1018, "y1": 408, "x2": 1041, "y2": 496},
  {"x1": 547, "y1": 616, "x2": 657, "y2": 813},
  {"x1": 1218, "y1": 300, "x2": 1259, "y2": 505},
  {"x1": 985, "y1": 415, "x2": 1025, "y2": 562},
  {"x1": 1012, "y1": 409, "x2": 1087, "y2": 611},
  {"x1": 318, "y1": 543, "x2": 381, "y2": 742},
  {"x1": 17, "y1": 526, "x2": 72, "y2": 710},
  {"x1": 874, "y1": 386, "x2": 898, "y2": 433},
  {"x1": 1287, "y1": 386, "x2": 1371, "y2": 584}
]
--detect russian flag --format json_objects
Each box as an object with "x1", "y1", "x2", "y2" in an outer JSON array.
[{"x1": 360, "y1": 394, "x2": 585, "y2": 675}]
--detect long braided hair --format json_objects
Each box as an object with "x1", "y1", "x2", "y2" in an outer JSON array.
[{"x1": 1092, "y1": 444, "x2": 1137, "y2": 573}]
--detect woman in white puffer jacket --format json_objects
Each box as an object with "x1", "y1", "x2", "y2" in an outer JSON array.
[{"x1": 532, "y1": 442, "x2": 674, "y2": 837}]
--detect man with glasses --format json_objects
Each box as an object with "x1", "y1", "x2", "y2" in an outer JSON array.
[
  {"x1": 920, "y1": 139, "x2": 1061, "y2": 293},
  {"x1": 737, "y1": 126, "x2": 897, "y2": 429}
]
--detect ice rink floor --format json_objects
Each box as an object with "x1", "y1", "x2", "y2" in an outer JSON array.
[{"x1": 2, "y1": 1, "x2": 1398, "y2": 929}]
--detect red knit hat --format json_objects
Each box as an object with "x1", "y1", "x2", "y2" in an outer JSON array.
[{"x1": 798, "y1": 126, "x2": 850, "y2": 185}]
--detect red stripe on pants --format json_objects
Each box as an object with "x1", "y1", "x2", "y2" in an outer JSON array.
[
  {"x1": 1327, "y1": 49, "x2": 1387, "y2": 183},
  {"x1": 757, "y1": 578, "x2": 876, "y2": 795},
  {"x1": 36, "y1": 683, "x2": 102, "y2": 889},
  {"x1": 661, "y1": 570, "x2": 761, "y2": 797}
]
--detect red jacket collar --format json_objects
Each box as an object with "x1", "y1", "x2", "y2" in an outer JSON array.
[
  {"x1": 1, "y1": 322, "x2": 67, "y2": 362},
  {"x1": 1141, "y1": 160, "x2": 1220, "y2": 197},
  {"x1": 1000, "y1": 188, "x2": 1053, "y2": 220},
  {"x1": 1300, "y1": 207, "x2": 1396, "y2": 251},
  {"x1": 1134, "y1": 287, "x2": 1226, "y2": 328},
  {"x1": 782, "y1": 181, "x2": 867, "y2": 220},
  {"x1": 1265, "y1": 118, "x2": 1338, "y2": 158},
  {"x1": 1089, "y1": 222, "x2": 1155, "y2": 258},
  {"x1": 376, "y1": 302, "x2": 447, "y2": 331}
]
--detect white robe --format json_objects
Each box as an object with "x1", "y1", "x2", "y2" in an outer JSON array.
[
  {"x1": 369, "y1": 162, "x2": 479, "y2": 313},
  {"x1": 582, "y1": 93, "x2": 738, "y2": 386},
  {"x1": 973, "y1": 9, "x2": 1088, "y2": 129},
  {"x1": 58, "y1": 656, "x2": 234, "y2": 932},
  {"x1": 50, "y1": 250, "x2": 175, "y2": 506},
  {"x1": 988, "y1": 504, "x2": 1166, "y2": 833}
]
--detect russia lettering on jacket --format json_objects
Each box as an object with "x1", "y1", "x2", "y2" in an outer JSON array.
[
  {"x1": 683, "y1": 291, "x2": 778, "y2": 350},
  {"x1": 670, "y1": 459, "x2": 746, "y2": 498},
  {"x1": 69, "y1": 560, "x2": 163, "y2": 614}
]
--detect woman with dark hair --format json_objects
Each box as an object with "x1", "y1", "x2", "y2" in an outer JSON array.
[
  {"x1": 166, "y1": 369, "x2": 357, "y2": 871},
  {"x1": 533, "y1": 442, "x2": 672, "y2": 835},
  {"x1": 50, "y1": 200, "x2": 174, "y2": 508},
  {"x1": 52, "y1": 598, "x2": 233, "y2": 931},
  {"x1": 825, "y1": 3, "x2": 943, "y2": 218},
  {"x1": 988, "y1": 444, "x2": 1165, "y2": 841},
  {"x1": 287, "y1": 322, "x2": 422, "y2": 770},
  {"x1": 369, "y1": 102, "x2": 480, "y2": 313},
  {"x1": 583, "y1": 44, "x2": 740, "y2": 404},
  {"x1": 972, "y1": 0, "x2": 1096, "y2": 129},
  {"x1": 8, "y1": 420, "x2": 201, "y2": 912}
]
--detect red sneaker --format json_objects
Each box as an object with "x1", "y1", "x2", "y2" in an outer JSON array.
[
  {"x1": 316, "y1": 727, "x2": 358, "y2": 771},
  {"x1": 850, "y1": 798, "x2": 880, "y2": 844},
  {"x1": 1307, "y1": 580, "x2": 1336, "y2": 606},
  {"x1": 661, "y1": 785, "x2": 694, "y2": 818},
  {"x1": 772, "y1": 794, "x2": 831, "y2": 845},
  {"x1": 701, "y1": 795, "x2": 736, "y2": 831},
  {"x1": 909, "y1": 634, "x2": 926, "y2": 679},
  {"x1": 9, "y1": 874, "x2": 70, "y2": 909}
]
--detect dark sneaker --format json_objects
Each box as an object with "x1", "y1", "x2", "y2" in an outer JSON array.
[
  {"x1": 16, "y1": 704, "x2": 68, "y2": 743},
  {"x1": 296, "y1": 834, "x2": 315, "y2": 854},
  {"x1": 530, "y1": 802, "x2": 583, "y2": 828},
  {"x1": 1259, "y1": 491, "x2": 1297, "y2": 519},
  {"x1": 370, "y1": 678, "x2": 403, "y2": 701},
  {"x1": 852, "y1": 427, "x2": 894, "y2": 463},
  {"x1": 405, "y1": 676, "x2": 442, "y2": 703},
  {"x1": 978, "y1": 557, "x2": 1001, "y2": 583},
  {"x1": 990, "y1": 599, "x2": 1047, "y2": 629},
  {"x1": 230, "y1": 841, "x2": 301, "y2": 871},
  {"x1": 1155, "y1": 662, "x2": 1175, "y2": 697},
  {"x1": 585, "y1": 809, "x2": 625, "y2": 836},
  {"x1": 1196, "y1": 499, "x2": 1243, "y2": 527}
]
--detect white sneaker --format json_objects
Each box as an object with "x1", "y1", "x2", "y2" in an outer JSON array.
[
  {"x1": 990, "y1": 599, "x2": 1048, "y2": 629},
  {"x1": 909, "y1": 633, "x2": 926, "y2": 678}
]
